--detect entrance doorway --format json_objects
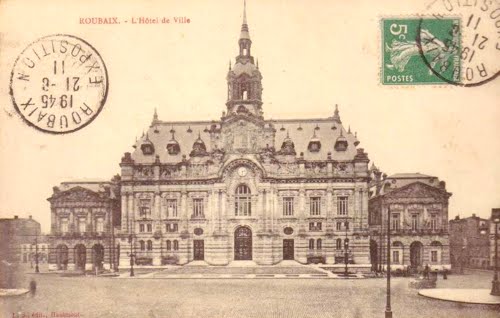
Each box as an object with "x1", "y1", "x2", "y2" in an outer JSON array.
[
  {"x1": 92, "y1": 244, "x2": 105, "y2": 270},
  {"x1": 283, "y1": 239, "x2": 294, "y2": 260},
  {"x1": 234, "y1": 226, "x2": 252, "y2": 260},
  {"x1": 193, "y1": 240, "x2": 204, "y2": 261},
  {"x1": 56, "y1": 244, "x2": 68, "y2": 270},
  {"x1": 74, "y1": 244, "x2": 86, "y2": 271},
  {"x1": 410, "y1": 241, "x2": 423, "y2": 268}
]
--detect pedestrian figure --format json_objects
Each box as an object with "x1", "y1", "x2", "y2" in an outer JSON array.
[
  {"x1": 443, "y1": 268, "x2": 448, "y2": 280},
  {"x1": 423, "y1": 264, "x2": 430, "y2": 279},
  {"x1": 29, "y1": 279, "x2": 37, "y2": 297}
]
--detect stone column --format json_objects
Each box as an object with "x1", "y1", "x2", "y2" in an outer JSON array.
[
  {"x1": 121, "y1": 194, "x2": 128, "y2": 232},
  {"x1": 154, "y1": 192, "x2": 161, "y2": 231},
  {"x1": 353, "y1": 188, "x2": 359, "y2": 231},
  {"x1": 128, "y1": 194, "x2": 135, "y2": 233},
  {"x1": 221, "y1": 190, "x2": 227, "y2": 232}
]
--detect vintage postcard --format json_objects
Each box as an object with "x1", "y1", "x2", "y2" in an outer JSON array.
[{"x1": 0, "y1": 0, "x2": 499, "y2": 317}]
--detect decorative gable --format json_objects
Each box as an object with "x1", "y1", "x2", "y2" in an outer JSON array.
[{"x1": 48, "y1": 186, "x2": 107, "y2": 203}]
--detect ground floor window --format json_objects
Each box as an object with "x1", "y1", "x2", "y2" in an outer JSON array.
[
  {"x1": 431, "y1": 250, "x2": 438, "y2": 262},
  {"x1": 392, "y1": 250, "x2": 400, "y2": 263}
]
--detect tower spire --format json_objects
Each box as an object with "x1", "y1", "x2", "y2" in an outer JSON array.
[
  {"x1": 333, "y1": 104, "x2": 342, "y2": 124},
  {"x1": 240, "y1": 0, "x2": 250, "y2": 40}
]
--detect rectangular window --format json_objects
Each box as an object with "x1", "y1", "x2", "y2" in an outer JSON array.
[
  {"x1": 430, "y1": 214, "x2": 438, "y2": 230},
  {"x1": 166, "y1": 199, "x2": 178, "y2": 218},
  {"x1": 147, "y1": 224, "x2": 152, "y2": 232},
  {"x1": 283, "y1": 197, "x2": 294, "y2": 216},
  {"x1": 193, "y1": 198, "x2": 204, "y2": 217},
  {"x1": 166, "y1": 223, "x2": 178, "y2": 233},
  {"x1": 337, "y1": 196, "x2": 348, "y2": 215},
  {"x1": 96, "y1": 218, "x2": 104, "y2": 232},
  {"x1": 411, "y1": 214, "x2": 419, "y2": 231},
  {"x1": 336, "y1": 239, "x2": 342, "y2": 250},
  {"x1": 140, "y1": 206, "x2": 151, "y2": 219},
  {"x1": 345, "y1": 221, "x2": 349, "y2": 230},
  {"x1": 139, "y1": 224, "x2": 145, "y2": 233},
  {"x1": 391, "y1": 213, "x2": 400, "y2": 231},
  {"x1": 336, "y1": 222, "x2": 342, "y2": 231},
  {"x1": 431, "y1": 251, "x2": 438, "y2": 262},
  {"x1": 310, "y1": 197, "x2": 321, "y2": 216},
  {"x1": 60, "y1": 218, "x2": 68, "y2": 233},
  {"x1": 392, "y1": 251, "x2": 400, "y2": 263},
  {"x1": 309, "y1": 222, "x2": 322, "y2": 231},
  {"x1": 78, "y1": 218, "x2": 86, "y2": 233}
]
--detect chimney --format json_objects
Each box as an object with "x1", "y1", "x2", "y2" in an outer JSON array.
[
  {"x1": 29, "y1": 215, "x2": 32, "y2": 219},
  {"x1": 472, "y1": 213, "x2": 476, "y2": 218},
  {"x1": 14, "y1": 215, "x2": 18, "y2": 219}
]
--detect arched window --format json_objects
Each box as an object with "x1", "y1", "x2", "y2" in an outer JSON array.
[
  {"x1": 173, "y1": 240, "x2": 179, "y2": 251},
  {"x1": 336, "y1": 238, "x2": 342, "y2": 250},
  {"x1": 147, "y1": 240, "x2": 153, "y2": 251},
  {"x1": 139, "y1": 240, "x2": 145, "y2": 251},
  {"x1": 166, "y1": 240, "x2": 171, "y2": 251},
  {"x1": 317, "y1": 239, "x2": 322, "y2": 250},
  {"x1": 344, "y1": 238, "x2": 350, "y2": 250},
  {"x1": 235, "y1": 184, "x2": 252, "y2": 216},
  {"x1": 309, "y1": 239, "x2": 315, "y2": 250}
]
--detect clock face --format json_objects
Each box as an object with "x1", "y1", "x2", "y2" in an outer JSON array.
[{"x1": 238, "y1": 167, "x2": 247, "y2": 177}]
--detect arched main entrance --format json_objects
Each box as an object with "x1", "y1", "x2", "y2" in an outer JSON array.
[
  {"x1": 56, "y1": 244, "x2": 68, "y2": 270},
  {"x1": 92, "y1": 244, "x2": 105, "y2": 270},
  {"x1": 410, "y1": 241, "x2": 423, "y2": 268},
  {"x1": 234, "y1": 226, "x2": 252, "y2": 260},
  {"x1": 369, "y1": 240, "x2": 378, "y2": 272},
  {"x1": 74, "y1": 244, "x2": 86, "y2": 271}
]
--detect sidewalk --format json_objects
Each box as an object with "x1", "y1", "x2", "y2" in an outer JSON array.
[
  {"x1": 114, "y1": 264, "x2": 368, "y2": 279},
  {"x1": 0, "y1": 288, "x2": 29, "y2": 297},
  {"x1": 419, "y1": 288, "x2": 500, "y2": 305}
]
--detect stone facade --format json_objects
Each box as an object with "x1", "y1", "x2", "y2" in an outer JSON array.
[
  {"x1": 47, "y1": 180, "x2": 120, "y2": 271},
  {"x1": 368, "y1": 172, "x2": 452, "y2": 271},
  {"x1": 117, "y1": 6, "x2": 371, "y2": 269},
  {"x1": 0, "y1": 215, "x2": 41, "y2": 263},
  {"x1": 449, "y1": 214, "x2": 490, "y2": 270}
]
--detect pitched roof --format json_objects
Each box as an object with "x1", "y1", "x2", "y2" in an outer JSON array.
[{"x1": 130, "y1": 115, "x2": 362, "y2": 164}]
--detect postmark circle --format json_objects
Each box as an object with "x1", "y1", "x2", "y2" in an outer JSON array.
[
  {"x1": 10, "y1": 34, "x2": 109, "y2": 133},
  {"x1": 416, "y1": 1, "x2": 500, "y2": 87}
]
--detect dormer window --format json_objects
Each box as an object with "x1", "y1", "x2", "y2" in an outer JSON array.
[
  {"x1": 334, "y1": 130, "x2": 348, "y2": 152},
  {"x1": 308, "y1": 131, "x2": 321, "y2": 153},
  {"x1": 141, "y1": 144, "x2": 154, "y2": 155},
  {"x1": 166, "y1": 132, "x2": 180, "y2": 155}
]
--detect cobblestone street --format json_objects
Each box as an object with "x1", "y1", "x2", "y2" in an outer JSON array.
[{"x1": 2, "y1": 269, "x2": 499, "y2": 318}]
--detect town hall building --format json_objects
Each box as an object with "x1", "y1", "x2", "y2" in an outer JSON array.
[
  {"x1": 117, "y1": 5, "x2": 372, "y2": 268},
  {"x1": 47, "y1": 4, "x2": 451, "y2": 272}
]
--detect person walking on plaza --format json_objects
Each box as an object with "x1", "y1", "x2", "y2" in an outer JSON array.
[
  {"x1": 423, "y1": 264, "x2": 430, "y2": 279},
  {"x1": 29, "y1": 279, "x2": 37, "y2": 297}
]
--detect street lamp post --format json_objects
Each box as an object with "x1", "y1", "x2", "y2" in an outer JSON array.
[
  {"x1": 344, "y1": 238, "x2": 349, "y2": 276},
  {"x1": 35, "y1": 230, "x2": 39, "y2": 273},
  {"x1": 128, "y1": 234, "x2": 135, "y2": 277},
  {"x1": 385, "y1": 205, "x2": 392, "y2": 318},
  {"x1": 491, "y1": 217, "x2": 499, "y2": 296}
]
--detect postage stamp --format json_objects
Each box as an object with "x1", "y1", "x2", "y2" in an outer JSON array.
[
  {"x1": 9, "y1": 34, "x2": 108, "y2": 134},
  {"x1": 381, "y1": 17, "x2": 461, "y2": 85}
]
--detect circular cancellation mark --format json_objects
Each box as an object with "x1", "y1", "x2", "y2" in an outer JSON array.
[
  {"x1": 416, "y1": 1, "x2": 500, "y2": 87},
  {"x1": 9, "y1": 34, "x2": 109, "y2": 134}
]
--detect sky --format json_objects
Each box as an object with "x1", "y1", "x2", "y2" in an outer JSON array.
[{"x1": 0, "y1": 0, "x2": 499, "y2": 233}]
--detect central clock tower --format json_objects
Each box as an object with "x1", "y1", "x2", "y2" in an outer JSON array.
[{"x1": 225, "y1": 1, "x2": 263, "y2": 119}]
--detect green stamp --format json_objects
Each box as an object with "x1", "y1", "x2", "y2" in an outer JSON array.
[{"x1": 381, "y1": 18, "x2": 461, "y2": 85}]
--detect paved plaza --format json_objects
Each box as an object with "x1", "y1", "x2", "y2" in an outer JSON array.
[{"x1": 1, "y1": 268, "x2": 499, "y2": 318}]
